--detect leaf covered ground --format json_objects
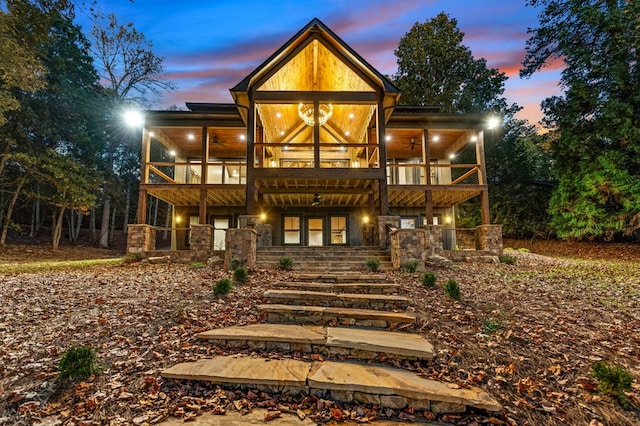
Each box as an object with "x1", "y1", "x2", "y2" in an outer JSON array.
[{"x1": 0, "y1": 242, "x2": 639, "y2": 425}]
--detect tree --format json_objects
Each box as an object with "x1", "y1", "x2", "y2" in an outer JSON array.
[
  {"x1": 522, "y1": 0, "x2": 640, "y2": 240},
  {"x1": 393, "y1": 12, "x2": 508, "y2": 113},
  {"x1": 89, "y1": 13, "x2": 174, "y2": 247},
  {"x1": 393, "y1": 13, "x2": 554, "y2": 236}
]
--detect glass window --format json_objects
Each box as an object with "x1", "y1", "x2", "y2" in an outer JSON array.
[
  {"x1": 400, "y1": 217, "x2": 416, "y2": 229},
  {"x1": 330, "y1": 216, "x2": 347, "y2": 244},
  {"x1": 284, "y1": 216, "x2": 301, "y2": 244}
]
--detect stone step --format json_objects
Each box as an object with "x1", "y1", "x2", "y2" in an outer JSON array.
[
  {"x1": 292, "y1": 273, "x2": 388, "y2": 282},
  {"x1": 258, "y1": 304, "x2": 416, "y2": 328},
  {"x1": 161, "y1": 356, "x2": 501, "y2": 413},
  {"x1": 273, "y1": 281, "x2": 400, "y2": 295},
  {"x1": 197, "y1": 324, "x2": 435, "y2": 360},
  {"x1": 264, "y1": 290, "x2": 410, "y2": 310}
]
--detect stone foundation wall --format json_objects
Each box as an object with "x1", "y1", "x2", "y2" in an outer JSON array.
[
  {"x1": 225, "y1": 228, "x2": 257, "y2": 269},
  {"x1": 127, "y1": 224, "x2": 155, "y2": 254}
]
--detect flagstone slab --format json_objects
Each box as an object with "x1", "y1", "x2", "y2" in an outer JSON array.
[
  {"x1": 325, "y1": 328, "x2": 434, "y2": 359},
  {"x1": 307, "y1": 361, "x2": 501, "y2": 412},
  {"x1": 161, "y1": 356, "x2": 311, "y2": 388},
  {"x1": 258, "y1": 304, "x2": 416, "y2": 326},
  {"x1": 273, "y1": 282, "x2": 400, "y2": 294},
  {"x1": 196, "y1": 324, "x2": 326, "y2": 344},
  {"x1": 264, "y1": 290, "x2": 409, "y2": 308}
]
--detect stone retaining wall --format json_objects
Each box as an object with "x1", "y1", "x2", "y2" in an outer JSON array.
[{"x1": 225, "y1": 228, "x2": 257, "y2": 269}]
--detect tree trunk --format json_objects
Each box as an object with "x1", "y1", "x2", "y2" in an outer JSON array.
[
  {"x1": 123, "y1": 181, "x2": 130, "y2": 234},
  {"x1": 163, "y1": 203, "x2": 171, "y2": 240},
  {"x1": 0, "y1": 176, "x2": 26, "y2": 247},
  {"x1": 99, "y1": 197, "x2": 110, "y2": 248},
  {"x1": 68, "y1": 210, "x2": 74, "y2": 243},
  {"x1": 90, "y1": 208, "x2": 96, "y2": 244},
  {"x1": 109, "y1": 205, "x2": 116, "y2": 244},
  {"x1": 52, "y1": 206, "x2": 66, "y2": 251},
  {"x1": 74, "y1": 211, "x2": 83, "y2": 241}
]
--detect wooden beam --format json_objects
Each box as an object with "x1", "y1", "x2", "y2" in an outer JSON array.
[{"x1": 252, "y1": 91, "x2": 378, "y2": 102}]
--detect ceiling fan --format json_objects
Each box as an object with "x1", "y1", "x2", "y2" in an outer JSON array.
[
  {"x1": 211, "y1": 135, "x2": 226, "y2": 146},
  {"x1": 312, "y1": 193, "x2": 322, "y2": 207}
]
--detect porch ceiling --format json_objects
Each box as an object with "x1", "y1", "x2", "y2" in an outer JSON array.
[
  {"x1": 255, "y1": 177, "x2": 378, "y2": 207},
  {"x1": 145, "y1": 186, "x2": 246, "y2": 207},
  {"x1": 388, "y1": 187, "x2": 483, "y2": 208}
]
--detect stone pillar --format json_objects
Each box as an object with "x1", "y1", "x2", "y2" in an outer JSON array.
[
  {"x1": 475, "y1": 224, "x2": 503, "y2": 255},
  {"x1": 126, "y1": 224, "x2": 155, "y2": 254},
  {"x1": 190, "y1": 224, "x2": 214, "y2": 251},
  {"x1": 423, "y1": 225, "x2": 444, "y2": 256},
  {"x1": 377, "y1": 216, "x2": 400, "y2": 249},
  {"x1": 238, "y1": 215, "x2": 271, "y2": 248},
  {"x1": 389, "y1": 229, "x2": 427, "y2": 271},
  {"x1": 225, "y1": 228, "x2": 257, "y2": 269}
]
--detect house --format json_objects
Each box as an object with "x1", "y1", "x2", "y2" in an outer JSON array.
[{"x1": 127, "y1": 18, "x2": 502, "y2": 263}]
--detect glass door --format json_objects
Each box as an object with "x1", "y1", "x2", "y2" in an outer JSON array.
[{"x1": 212, "y1": 217, "x2": 229, "y2": 250}]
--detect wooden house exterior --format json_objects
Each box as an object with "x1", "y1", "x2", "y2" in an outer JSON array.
[{"x1": 131, "y1": 19, "x2": 496, "y2": 253}]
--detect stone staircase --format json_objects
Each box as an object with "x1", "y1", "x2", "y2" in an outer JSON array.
[
  {"x1": 161, "y1": 272, "x2": 502, "y2": 417},
  {"x1": 255, "y1": 246, "x2": 393, "y2": 272}
]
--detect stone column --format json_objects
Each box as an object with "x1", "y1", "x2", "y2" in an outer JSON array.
[
  {"x1": 190, "y1": 224, "x2": 214, "y2": 251},
  {"x1": 126, "y1": 224, "x2": 155, "y2": 254},
  {"x1": 238, "y1": 215, "x2": 271, "y2": 248},
  {"x1": 225, "y1": 228, "x2": 257, "y2": 269},
  {"x1": 376, "y1": 216, "x2": 400, "y2": 249},
  {"x1": 389, "y1": 229, "x2": 427, "y2": 271},
  {"x1": 475, "y1": 224, "x2": 503, "y2": 255},
  {"x1": 423, "y1": 225, "x2": 444, "y2": 256}
]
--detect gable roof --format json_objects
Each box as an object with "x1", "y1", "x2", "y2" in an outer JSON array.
[{"x1": 230, "y1": 18, "x2": 400, "y2": 102}]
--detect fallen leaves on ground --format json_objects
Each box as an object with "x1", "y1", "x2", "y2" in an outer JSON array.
[{"x1": 0, "y1": 241, "x2": 639, "y2": 425}]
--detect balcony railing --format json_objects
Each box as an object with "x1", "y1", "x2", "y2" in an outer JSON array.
[
  {"x1": 146, "y1": 162, "x2": 246, "y2": 184},
  {"x1": 386, "y1": 164, "x2": 480, "y2": 186}
]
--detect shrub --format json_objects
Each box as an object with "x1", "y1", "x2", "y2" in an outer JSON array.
[
  {"x1": 122, "y1": 253, "x2": 142, "y2": 264},
  {"x1": 420, "y1": 272, "x2": 437, "y2": 287},
  {"x1": 401, "y1": 259, "x2": 420, "y2": 273},
  {"x1": 517, "y1": 248, "x2": 530, "y2": 253},
  {"x1": 364, "y1": 258, "x2": 380, "y2": 272},
  {"x1": 213, "y1": 278, "x2": 233, "y2": 296},
  {"x1": 591, "y1": 361, "x2": 634, "y2": 406},
  {"x1": 229, "y1": 257, "x2": 241, "y2": 271},
  {"x1": 278, "y1": 256, "x2": 294, "y2": 270},
  {"x1": 499, "y1": 254, "x2": 516, "y2": 265},
  {"x1": 189, "y1": 261, "x2": 205, "y2": 269},
  {"x1": 444, "y1": 279, "x2": 461, "y2": 300},
  {"x1": 59, "y1": 346, "x2": 102, "y2": 380},
  {"x1": 233, "y1": 267, "x2": 248, "y2": 283}
]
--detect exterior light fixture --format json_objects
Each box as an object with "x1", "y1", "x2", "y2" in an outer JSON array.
[
  {"x1": 432, "y1": 135, "x2": 440, "y2": 142},
  {"x1": 280, "y1": 130, "x2": 285, "y2": 136},
  {"x1": 149, "y1": 131, "x2": 155, "y2": 137},
  {"x1": 260, "y1": 212, "x2": 267, "y2": 221},
  {"x1": 487, "y1": 116, "x2": 500, "y2": 129},
  {"x1": 175, "y1": 216, "x2": 182, "y2": 224},
  {"x1": 187, "y1": 133, "x2": 195, "y2": 140},
  {"x1": 345, "y1": 131, "x2": 350, "y2": 136},
  {"x1": 449, "y1": 153, "x2": 455, "y2": 159},
  {"x1": 276, "y1": 112, "x2": 282, "y2": 118},
  {"x1": 123, "y1": 110, "x2": 143, "y2": 127},
  {"x1": 298, "y1": 103, "x2": 333, "y2": 126},
  {"x1": 471, "y1": 135, "x2": 478, "y2": 142},
  {"x1": 169, "y1": 150, "x2": 176, "y2": 156},
  {"x1": 385, "y1": 135, "x2": 391, "y2": 141},
  {"x1": 349, "y1": 113, "x2": 355, "y2": 119},
  {"x1": 363, "y1": 215, "x2": 369, "y2": 224},
  {"x1": 444, "y1": 215, "x2": 452, "y2": 224},
  {"x1": 239, "y1": 134, "x2": 246, "y2": 140}
]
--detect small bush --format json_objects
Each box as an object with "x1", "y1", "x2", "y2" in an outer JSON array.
[
  {"x1": 444, "y1": 279, "x2": 461, "y2": 300},
  {"x1": 213, "y1": 278, "x2": 233, "y2": 296},
  {"x1": 278, "y1": 256, "x2": 294, "y2": 270},
  {"x1": 59, "y1": 346, "x2": 102, "y2": 380},
  {"x1": 189, "y1": 261, "x2": 205, "y2": 269},
  {"x1": 421, "y1": 272, "x2": 437, "y2": 287},
  {"x1": 229, "y1": 257, "x2": 241, "y2": 271},
  {"x1": 401, "y1": 259, "x2": 420, "y2": 273},
  {"x1": 122, "y1": 253, "x2": 142, "y2": 264},
  {"x1": 364, "y1": 258, "x2": 380, "y2": 272},
  {"x1": 517, "y1": 248, "x2": 530, "y2": 253},
  {"x1": 233, "y1": 267, "x2": 248, "y2": 283},
  {"x1": 591, "y1": 361, "x2": 634, "y2": 406},
  {"x1": 499, "y1": 254, "x2": 516, "y2": 265}
]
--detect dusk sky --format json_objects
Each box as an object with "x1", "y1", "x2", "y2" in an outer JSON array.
[{"x1": 75, "y1": 0, "x2": 562, "y2": 127}]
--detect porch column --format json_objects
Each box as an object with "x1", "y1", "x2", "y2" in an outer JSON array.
[
  {"x1": 200, "y1": 126, "x2": 209, "y2": 223},
  {"x1": 423, "y1": 128, "x2": 433, "y2": 224},
  {"x1": 477, "y1": 130, "x2": 490, "y2": 225},
  {"x1": 246, "y1": 96, "x2": 256, "y2": 214},
  {"x1": 127, "y1": 224, "x2": 155, "y2": 254},
  {"x1": 475, "y1": 224, "x2": 503, "y2": 255},
  {"x1": 377, "y1": 99, "x2": 389, "y2": 215},
  {"x1": 225, "y1": 228, "x2": 257, "y2": 269}
]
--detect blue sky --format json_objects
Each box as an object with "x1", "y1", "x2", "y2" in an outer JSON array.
[{"x1": 75, "y1": 0, "x2": 562, "y2": 126}]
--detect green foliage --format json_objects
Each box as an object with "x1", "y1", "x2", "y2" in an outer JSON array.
[
  {"x1": 401, "y1": 259, "x2": 420, "y2": 273},
  {"x1": 420, "y1": 272, "x2": 437, "y2": 287},
  {"x1": 591, "y1": 361, "x2": 634, "y2": 407},
  {"x1": 123, "y1": 253, "x2": 142, "y2": 264},
  {"x1": 58, "y1": 346, "x2": 102, "y2": 380},
  {"x1": 229, "y1": 257, "x2": 241, "y2": 271},
  {"x1": 364, "y1": 258, "x2": 380, "y2": 272},
  {"x1": 522, "y1": 0, "x2": 640, "y2": 240},
  {"x1": 444, "y1": 279, "x2": 461, "y2": 300},
  {"x1": 393, "y1": 12, "x2": 508, "y2": 114},
  {"x1": 278, "y1": 256, "x2": 294, "y2": 271},
  {"x1": 499, "y1": 254, "x2": 516, "y2": 265},
  {"x1": 517, "y1": 248, "x2": 530, "y2": 253},
  {"x1": 233, "y1": 267, "x2": 248, "y2": 283},
  {"x1": 212, "y1": 278, "x2": 233, "y2": 296},
  {"x1": 189, "y1": 261, "x2": 205, "y2": 269}
]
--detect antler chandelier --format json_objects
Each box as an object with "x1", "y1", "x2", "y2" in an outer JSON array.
[{"x1": 298, "y1": 103, "x2": 333, "y2": 126}]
